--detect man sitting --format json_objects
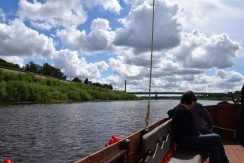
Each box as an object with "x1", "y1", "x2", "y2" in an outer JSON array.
[
  {"x1": 171, "y1": 91, "x2": 229, "y2": 163},
  {"x1": 168, "y1": 94, "x2": 213, "y2": 134}
]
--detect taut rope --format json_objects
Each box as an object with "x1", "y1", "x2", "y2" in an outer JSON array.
[{"x1": 145, "y1": 0, "x2": 155, "y2": 127}]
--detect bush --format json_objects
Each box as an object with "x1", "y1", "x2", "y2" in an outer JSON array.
[
  {"x1": 6, "y1": 81, "x2": 30, "y2": 101},
  {"x1": 88, "y1": 90, "x2": 109, "y2": 100},
  {"x1": 46, "y1": 78, "x2": 53, "y2": 86},
  {"x1": 25, "y1": 73, "x2": 36, "y2": 83},
  {"x1": 17, "y1": 73, "x2": 25, "y2": 81},
  {"x1": 0, "y1": 70, "x2": 4, "y2": 81},
  {"x1": 28, "y1": 83, "x2": 42, "y2": 101},
  {"x1": 0, "y1": 82, "x2": 7, "y2": 101},
  {"x1": 50, "y1": 89, "x2": 68, "y2": 101},
  {"x1": 52, "y1": 80, "x2": 61, "y2": 87},
  {"x1": 4, "y1": 72, "x2": 16, "y2": 82},
  {"x1": 68, "y1": 90, "x2": 81, "y2": 101},
  {"x1": 79, "y1": 89, "x2": 93, "y2": 101},
  {"x1": 38, "y1": 86, "x2": 52, "y2": 102}
]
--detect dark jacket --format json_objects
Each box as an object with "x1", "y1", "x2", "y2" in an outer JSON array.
[
  {"x1": 168, "y1": 103, "x2": 213, "y2": 134},
  {"x1": 172, "y1": 105, "x2": 199, "y2": 145}
]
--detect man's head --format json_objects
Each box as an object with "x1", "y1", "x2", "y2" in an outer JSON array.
[{"x1": 180, "y1": 91, "x2": 197, "y2": 109}]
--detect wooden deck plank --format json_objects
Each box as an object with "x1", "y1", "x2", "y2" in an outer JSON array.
[
  {"x1": 232, "y1": 145, "x2": 244, "y2": 162},
  {"x1": 225, "y1": 146, "x2": 240, "y2": 162},
  {"x1": 231, "y1": 145, "x2": 243, "y2": 162},
  {"x1": 224, "y1": 144, "x2": 244, "y2": 163}
]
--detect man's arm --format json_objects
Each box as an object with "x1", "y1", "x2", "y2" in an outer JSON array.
[
  {"x1": 167, "y1": 104, "x2": 180, "y2": 118},
  {"x1": 198, "y1": 103, "x2": 213, "y2": 129},
  {"x1": 167, "y1": 109, "x2": 175, "y2": 118}
]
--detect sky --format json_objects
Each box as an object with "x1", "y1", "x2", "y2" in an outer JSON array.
[{"x1": 0, "y1": 0, "x2": 243, "y2": 93}]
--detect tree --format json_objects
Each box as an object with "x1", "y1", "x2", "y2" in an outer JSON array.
[
  {"x1": 42, "y1": 63, "x2": 66, "y2": 80},
  {"x1": 24, "y1": 61, "x2": 42, "y2": 73},
  {"x1": 107, "y1": 84, "x2": 113, "y2": 90},
  {"x1": 84, "y1": 78, "x2": 89, "y2": 84},
  {"x1": 72, "y1": 77, "x2": 82, "y2": 83},
  {"x1": 92, "y1": 82, "x2": 101, "y2": 87}
]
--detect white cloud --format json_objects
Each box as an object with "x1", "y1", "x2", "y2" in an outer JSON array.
[
  {"x1": 81, "y1": 0, "x2": 121, "y2": 14},
  {"x1": 18, "y1": 0, "x2": 121, "y2": 29},
  {"x1": 217, "y1": 69, "x2": 243, "y2": 82},
  {"x1": 171, "y1": 0, "x2": 233, "y2": 30},
  {"x1": 52, "y1": 49, "x2": 109, "y2": 80},
  {"x1": 100, "y1": 75, "x2": 124, "y2": 90},
  {"x1": 106, "y1": 46, "x2": 243, "y2": 92},
  {"x1": 109, "y1": 57, "x2": 145, "y2": 79},
  {"x1": 112, "y1": 47, "x2": 158, "y2": 67},
  {"x1": 18, "y1": 0, "x2": 86, "y2": 29},
  {"x1": 30, "y1": 21, "x2": 53, "y2": 31},
  {"x1": 122, "y1": 0, "x2": 142, "y2": 6},
  {"x1": 104, "y1": 0, "x2": 242, "y2": 92},
  {"x1": 154, "y1": 70, "x2": 243, "y2": 92},
  {"x1": 0, "y1": 19, "x2": 55, "y2": 57},
  {"x1": 0, "y1": 9, "x2": 6, "y2": 22},
  {"x1": 172, "y1": 30, "x2": 240, "y2": 69},
  {"x1": 102, "y1": 62, "x2": 244, "y2": 92},
  {"x1": 209, "y1": 69, "x2": 243, "y2": 91},
  {"x1": 106, "y1": 52, "x2": 206, "y2": 91},
  {"x1": 57, "y1": 18, "x2": 115, "y2": 53},
  {"x1": 114, "y1": 0, "x2": 182, "y2": 52},
  {"x1": 102, "y1": 73, "x2": 150, "y2": 92}
]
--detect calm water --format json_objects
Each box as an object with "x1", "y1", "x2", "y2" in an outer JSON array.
[{"x1": 0, "y1": 100, "x2": 220, "y2": 163}]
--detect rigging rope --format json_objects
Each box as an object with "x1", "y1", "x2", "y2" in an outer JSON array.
[{"x1": 145, "y1": 0, "x2": 155, "y2": 127}]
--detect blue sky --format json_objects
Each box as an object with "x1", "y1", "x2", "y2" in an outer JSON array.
[{"x1": 0, "y1": 0, "x2": 243, "y2": 92}]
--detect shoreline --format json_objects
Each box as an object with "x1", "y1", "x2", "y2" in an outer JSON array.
[{"x1": 0, "y1": 99, "x2": 139, "y2": 107}]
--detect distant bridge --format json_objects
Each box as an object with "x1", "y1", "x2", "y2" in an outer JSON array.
[
  {"x1": 127, "y1": 91, "x2": 230, "y2": 100},
  {"x1": 127, "y1": 92, "x2": 228, "y2": 96}
]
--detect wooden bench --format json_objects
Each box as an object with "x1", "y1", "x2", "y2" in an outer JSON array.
[{"x1": 142, "y1": 119, "x2": 201, "y2": 163}]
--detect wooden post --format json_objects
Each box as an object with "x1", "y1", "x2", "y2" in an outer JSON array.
[{"x1": 125, "y1": 80, "x2": 127, "y2": 92}]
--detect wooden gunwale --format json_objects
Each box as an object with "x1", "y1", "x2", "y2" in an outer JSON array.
[
  {"x1": 75, "y1": 118, "x2": 168, "y2": 163},
  {"x1": 205, "y1": 103, "x2": 240, "y2": 140}
]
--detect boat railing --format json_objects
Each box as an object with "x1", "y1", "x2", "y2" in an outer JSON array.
[
  {"x1": 142, "y1": 119, "x2": 173, "y2": 162},
  {"x1": 205, "y1": 102, "x2": 240, "y2": 140},
  {"x1": 74, "y1": 118, "x2": 168, "y2": 163}
]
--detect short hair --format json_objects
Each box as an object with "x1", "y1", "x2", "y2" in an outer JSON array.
[{"x1": 181, "y1": 91, "x2": 197, "y2": 105}]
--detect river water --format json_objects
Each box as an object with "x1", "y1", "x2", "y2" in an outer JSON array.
[{"x1": 0, "y1": 100, "x2": 220, "y2": 163}]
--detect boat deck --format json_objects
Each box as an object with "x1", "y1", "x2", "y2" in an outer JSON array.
[{"x1": 225, "y1": 144, "x2": 244, "y2": 163}]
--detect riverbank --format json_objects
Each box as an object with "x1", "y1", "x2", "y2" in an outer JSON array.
[{"x1": 0, "y1": 69, "x2": 137, "y2": 104}]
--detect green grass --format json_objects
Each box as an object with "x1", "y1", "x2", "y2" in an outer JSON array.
[{"x1": 0, "y1": 69, "x2": 137, "y2": 103}]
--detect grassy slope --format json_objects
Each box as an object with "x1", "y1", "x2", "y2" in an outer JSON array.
[{"x1": 0, "y1": 69, "x2": 137, "y2": 103}]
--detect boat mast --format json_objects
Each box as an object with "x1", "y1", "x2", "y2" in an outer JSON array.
[{"x1": 145, "y1": 0, "x2": 155, "y2": 127}]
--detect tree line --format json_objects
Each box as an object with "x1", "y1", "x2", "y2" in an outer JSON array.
[
  {"x1": 0, "y1": 58, "x2": 22, "y2": 70},
  {"x1": 25, "y1": 61, "x2": 67, "y2": 80},
  {"x1": 0, "y1": 59, "x2": 113, "y2": 90},
  {"x1": 74, "y1": 78, "x2": 113, "y2": 90}
]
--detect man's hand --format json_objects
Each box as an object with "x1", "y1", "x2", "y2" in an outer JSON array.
[{"x1": 208, "y1": 127, "x2": 213, "y2": 133}]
